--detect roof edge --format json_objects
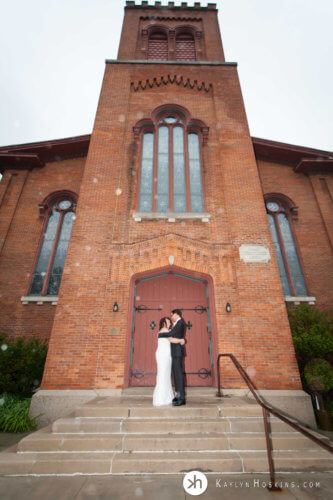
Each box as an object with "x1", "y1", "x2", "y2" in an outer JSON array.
[{"x1": 0, "y1": 134, "x2": 332, "y2": 170}]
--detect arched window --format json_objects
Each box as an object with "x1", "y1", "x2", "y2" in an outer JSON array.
[
  {"x1": 147, "y1": 31, "x2": 168, "y2": 60},
  {"x1": 175, "y1": 32, "x2": 196, "y2": 61},
  {"x1": 135, "y1": 106, "x2": 207, "y2": 214},
  {"x1": 29, "y1": 193, "x2": 77, "y2": 296},
  {"x1": 265, "y1": 196, "x2": 307, "y2": 296}
]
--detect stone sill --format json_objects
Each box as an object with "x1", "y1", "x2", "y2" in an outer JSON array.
[
  {"x1": 21, "y1": 296, "x2": 58, "y2": 306},
  {"x1": 285, "y1": 296, "x2": 316, "y2": 305},
  {"x1": 133, "y1": 212, "x2": 210, "y2": 222}
]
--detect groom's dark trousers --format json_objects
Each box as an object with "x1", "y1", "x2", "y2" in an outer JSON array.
[{"x1": 172, "y1": 357, "x2": 185, "y2": 400}]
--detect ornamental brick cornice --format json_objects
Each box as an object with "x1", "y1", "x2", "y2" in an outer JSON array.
[
  {"x1": 131, "y1": 74, "x2": 212, "y2": 92},
  {"x1": 140, "y1": 16, "x2": 202, "y2": 22}
]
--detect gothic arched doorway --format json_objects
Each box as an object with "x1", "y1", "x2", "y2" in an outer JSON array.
[{"x1": 127, "y1": 269, "x2": 214, "y2": 387}]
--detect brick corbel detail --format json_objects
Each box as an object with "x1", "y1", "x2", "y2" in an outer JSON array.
[{"x1": 131, "y1": 74, "x2": 212, "y2": 92}]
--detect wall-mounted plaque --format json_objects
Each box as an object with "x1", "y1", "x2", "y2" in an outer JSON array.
[{"x1": 239, "y1": 244, "x2": 271, "y2": 263}]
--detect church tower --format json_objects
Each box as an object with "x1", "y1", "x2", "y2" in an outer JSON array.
[{"x1": 40, "y1": 1, "x2": 303, "y2": 409}]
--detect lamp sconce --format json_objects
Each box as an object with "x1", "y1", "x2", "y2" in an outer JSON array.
[
  {"x1": 226, "y1": 302, "x2": 231, "y2": 313},
  {"x1": 113, "y1": 302, "x2": 119, "y2": 312}
]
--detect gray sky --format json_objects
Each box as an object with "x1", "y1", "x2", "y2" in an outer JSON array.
[{"x1": 1, "y1": 0, "x2": 332, "y2": 151}]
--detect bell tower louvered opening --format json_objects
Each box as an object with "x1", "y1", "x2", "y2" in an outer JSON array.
[
  {"x1": 147, "y1": 31, "x2": 168, "y2": 60},
  {"x1": 175, "y1": 32, "x2": 196, "y2": 61}
]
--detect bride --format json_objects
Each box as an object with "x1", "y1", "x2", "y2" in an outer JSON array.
[{"x1": 153, "y1": 316, "x2": 185, "y2": 407}]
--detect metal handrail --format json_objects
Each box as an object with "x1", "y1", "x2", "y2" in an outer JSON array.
[{"x1": 217, "y1": 353, "x2": 333, "y2": 491}]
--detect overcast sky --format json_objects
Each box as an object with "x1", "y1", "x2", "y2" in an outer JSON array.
[{"x1": 1, "y1": 0, "x2": 332, "y2": 151}]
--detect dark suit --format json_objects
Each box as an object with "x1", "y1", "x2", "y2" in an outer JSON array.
[{"x1": 158, "y1": 318, "x2": 185, "y2": 400}]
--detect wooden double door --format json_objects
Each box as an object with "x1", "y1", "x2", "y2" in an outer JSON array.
[{"x1": 130, "y1": 272, "x2": 213, "y2": 386}]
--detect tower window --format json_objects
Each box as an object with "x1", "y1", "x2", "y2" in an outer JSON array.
[
  {"x1": 266, "y1": 197, "x2": 307, "y2": 296},
  {"x1": 175, "y1": 32, "x2": 196, "y2": 61},
  {"x1": 147, "y1": 31, "x2": 168, "y2": 60}
]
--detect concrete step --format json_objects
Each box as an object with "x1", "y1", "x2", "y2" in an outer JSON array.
[
  {"x1": 52, "y1": 416, "x2": 292, "y2": 434},
  {"x1": 75, "y1": 404, "x2": 263, "y2": 418},
  {"x1": 0, "y1": 451, "x2": 114, "y2": 475},
  {"x1": 121, "y1": 387, "x2": 218, "y2": 397},
  {"x1": 1, "y1": 448, "x2": 331, "y2": 475},
  {"x1": 75, "y1": 406, "x2": 130, "y2": 418},
  {"x1": 112, "y1": 450, "x2": 333, "y2": 474},
  {"x1": 226, "y1": 432, "x2": 326, "y2": 451},
  {"x1": 17, "y1": 430, "x2": 325, "y2": 453},
  {"x1": 122, "y1": 432, "x2": 323, "y2": 452},
  {"x1": 17, "y1": 431, "x2": 123, "y2": 452},
  {"x1": 112, "y1": 451, "x2": 242, "y2": 474},
  {"x1": 240, "y1": 450, "x2": 333, "y2": 473}
]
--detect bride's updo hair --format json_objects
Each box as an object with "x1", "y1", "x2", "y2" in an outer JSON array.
[{"x1": 159, "y1": 316, "x2": 171, "y2": 330}]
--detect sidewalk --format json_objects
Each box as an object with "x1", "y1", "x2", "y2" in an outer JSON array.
[
  {"x1": 0, "y1": 472, "x2": 333, "y2": 499},
  {"x1": 0, "y1": 432, "x2": 31, "y2": 453}
]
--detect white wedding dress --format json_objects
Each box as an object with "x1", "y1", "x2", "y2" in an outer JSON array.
[{"x1": 153, "y1": 337, "x2": 174, "y2": 406}]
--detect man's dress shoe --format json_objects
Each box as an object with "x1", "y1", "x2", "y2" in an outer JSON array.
[
  {"x1": 172, "y1": 399, "x2": 186, "y2": 406},
  {"x1": 172, "y1": 397, "x2": 178, "y2": 403}
]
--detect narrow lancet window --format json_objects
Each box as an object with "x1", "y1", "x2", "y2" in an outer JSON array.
[
  {"x1": 188, "y1": 133, "x2": 204, "y2": 212},
  {"x1": 266, "y1": 199, "x2": 307, "y2": 296},
  {"x1": 139, "y1": 132, "x2": 154, "y2": 212}
]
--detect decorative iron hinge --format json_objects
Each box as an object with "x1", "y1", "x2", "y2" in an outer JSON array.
[
  {"x1": 181, "y1": 305, "x2": 207, "y2": 314},
  {"x1": 131, "y1": 369, "x2": 157, "y2": 379},
  {"x1": 185, "y1": 368, "x2": 211, "y2": 379},
  {"x1": 135, "y1": 305, "x2": 163, "y2": 313}
]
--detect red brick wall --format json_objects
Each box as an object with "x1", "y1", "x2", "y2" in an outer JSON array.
[
  {"x1": 3, "y1": 4, "x2": 321, "y2": 393},
  {"x1": 40, "y1": 58, "x2": 302, "y2": 391},
  {"x1": 258, "y1": 159, "x2": 333, "y2": 311},
  {"x1": 0, "y1": 158, "x2": 85, "y2": 342}
]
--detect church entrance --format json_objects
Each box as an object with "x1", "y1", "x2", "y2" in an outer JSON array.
[{"x1": 129, "y1": 271, "x2": 213, "y2": 387}]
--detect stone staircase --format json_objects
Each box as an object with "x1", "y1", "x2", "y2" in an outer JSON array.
[{"x1": 0, "y1": 388, "x2": 332, "y2": 475}]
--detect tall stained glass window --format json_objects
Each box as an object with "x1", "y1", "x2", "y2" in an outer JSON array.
[
  {"x1": 29, "y1": 196, "x2": 76, "y2": 296},
  {"x1": 266, "y1": 199, "x2": 307, "y2": 296},
  {"x1": 137, "y1": 108, "x2": 206, "y2": 214}
]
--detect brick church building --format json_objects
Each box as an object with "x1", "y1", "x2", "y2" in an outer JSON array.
[{"x1": 0, "y1": 1, "x2": 332, "y2": 421}]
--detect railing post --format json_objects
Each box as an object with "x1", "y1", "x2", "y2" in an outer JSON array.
[
  {"x1": 216, "y1": 354, "x2": 223, "y2": 397},
  {"x1": 262, "y1": 407, "x2": 281, "y2": 491}
]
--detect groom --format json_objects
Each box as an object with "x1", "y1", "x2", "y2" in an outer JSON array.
[{"x1": 169, "y1": 309, "x2": 186, "y2": 406}]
